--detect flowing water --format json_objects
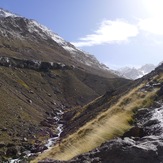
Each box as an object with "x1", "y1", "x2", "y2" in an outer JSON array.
[{"x1": 9, "y1": 110, "x2": 64, "y2": 163}]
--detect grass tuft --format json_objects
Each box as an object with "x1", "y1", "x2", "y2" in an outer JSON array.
[{"x1": 32, "y1": 82, "x2": 159, "y2": 163}]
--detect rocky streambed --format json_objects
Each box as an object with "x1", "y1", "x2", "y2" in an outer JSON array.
[
  {"x1": 58, "y1": 103, "x2": 163, "y2": 163},
  {"x1": 8, "y1": 110, "x2": 64, "y2": 163},
  {"x1": 36, "y1": 105, "x2": 163, "y2": 163},
  {"x1": 45, "y1": 110, "x2": 63, "y2": 149}
]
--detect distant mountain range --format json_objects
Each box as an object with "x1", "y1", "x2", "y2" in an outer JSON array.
[{"x1": 117, "y1": 64, "x2": 156, "y2": 80}]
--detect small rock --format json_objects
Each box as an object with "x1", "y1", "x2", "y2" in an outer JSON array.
[
  {"x1": 27, "y1": 99, "x2": 32, "y2": 104},
  {"x1": 1, "y1": 127, "x2": 7, "y2": 131},
  {"x1": 29, "y1": 90, "x2": 34, "y2": 94},
  {"x1": 23, "y1": 137, "x2": 28, "y2": 142},
  {"x1": 31, "y1": 145, "x2": 48, "y2": 153},
  {"x1": 0, "y1": 142, "x2": 5, "y2": 148},
  {"x1": 51, "y1": 101, "x2": 57, "y2": 105},
  {"x1": 144, "y1": 119, "x2": 160, "y2": 127},
  {"x1": 123, "y1": 126, "x2": 145, "y2": 138},
  {"x1": 48, "y1": 94, "x2": 52, "y2": 97}
]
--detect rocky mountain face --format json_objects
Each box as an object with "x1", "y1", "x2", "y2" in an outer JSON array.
[
  {"x1": 118, "y1": 64, "x2": 156, "y2": 80},
  {"x1": 33, "y1": 63, "x2": 163, "y2": 163},
  {"x1": 0, "y1": 8, "x2": 131, "y2": 162},
  {"x1": 0, "y1": 8, "x2": 115, "y2": 78}
]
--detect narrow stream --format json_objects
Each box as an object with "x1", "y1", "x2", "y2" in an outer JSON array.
[
  {"x1": 150, "y1": 104, "x2": 163, "y2": 135},
  {"x1": 45, "y1": 110, "x2": 63, "y2": 148},
  {"x1": 9, "y1": 110, "x2": 64, "y2": 163}
]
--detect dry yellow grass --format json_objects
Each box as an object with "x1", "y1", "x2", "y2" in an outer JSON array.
[{"x1": 31, "y1": 82, "x2": 159, "y2": 163}]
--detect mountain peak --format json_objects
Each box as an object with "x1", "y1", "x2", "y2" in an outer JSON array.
[
  {"x1": 0, "y1": 10, "x2": 116, "y2": 77},
  {"x1": 0, "y1": 8, "x2": 19, "y2": 18},
  {"x1": 118, "y1": 64, "x2": 156, "y2": 80}
]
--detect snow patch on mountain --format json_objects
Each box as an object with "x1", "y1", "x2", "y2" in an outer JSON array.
[
  {"x1": 27, "y1": 20, "x2": 111, "y2": 71},
  {"x1": 0, "y1": 8, "x2": 18, "y2": 18},
  {"x1": 27, "y1": 20, "x2": 77, "y2": 52},
  {"x1": 0, "y1": 8, "x2": 114, "y2": 74},
  {"x1": 118, "y1": 64, "x2": 156, "y2": 80},
  {"x1": 151, "y1": 105, "x2": 163, "y2": 130}
]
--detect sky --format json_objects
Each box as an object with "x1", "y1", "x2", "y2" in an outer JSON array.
[{"x1": 0, "y1": 0, "x2": 163, "y2": 69}]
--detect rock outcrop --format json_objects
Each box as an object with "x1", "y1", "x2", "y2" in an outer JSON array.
[
  {"x1": 45, "y1": 106, "x2": 163, "y2": 163},
  {"x1": 0, "y1": 56, "x2": 73, "y2": 71}
]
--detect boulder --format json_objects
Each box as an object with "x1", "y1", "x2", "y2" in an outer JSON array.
[
  {"x1": 123, "y1": 126, "x2": 145, "y2": 138},
  {"x1": 6, "y1": 147, "x2": 18, "y2": 157},
  {"x1": 31, "y1": 144, "x2": 48, "y2": 153},
  {"x1": 1, "y1": 127, "x2": 7, "y2": 131}
]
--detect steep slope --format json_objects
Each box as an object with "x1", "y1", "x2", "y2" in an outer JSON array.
[
  {"x1": 0, "y1": 8, "x2": 117, "y2": 78},
  {"x1": 0, "y1": 8, "x2": 131, "y2": 162},
  {"x1": 0, "y1": 58, "x2": 130, "y2": 162},
  {"x1": 33, "y1": 63, "x2": 163, "y2": 163},
  {"x1": 118, "y1": 64, "x2": 156, "y2": 79}
]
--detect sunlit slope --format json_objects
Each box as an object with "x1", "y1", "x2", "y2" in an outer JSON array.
[{"x1": 33, "y1": 70, "x2": 163, "y2": 162}]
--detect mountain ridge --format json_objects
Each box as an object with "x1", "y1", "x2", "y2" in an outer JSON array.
[
  {"x1": 117, "y1": 64, "x2": 156, "y2": 80},
  {"x1": 0, "y1": 8, "x2": 131, "y2": 162},
  {"x1": 0, "y1": 8, "x2": 114, "y2": 78}
]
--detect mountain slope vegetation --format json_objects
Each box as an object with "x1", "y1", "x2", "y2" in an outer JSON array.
[
  {"x1": 0, "y1": 9, "x2": 131, "y2": 162},
  {"x1": 32, "y1": 64, "x2": 163, "y2": 163}
]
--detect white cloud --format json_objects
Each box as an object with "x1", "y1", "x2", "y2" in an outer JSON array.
[
  {"x1": 138, "y1": 17, "x2": 163, "y2": 35},
  {"x1": 72, "y1": 17, "x2": 163, "y2": 48},
  {"x1": 71, "y1": 19, "x2": 139, "y2": 47}
]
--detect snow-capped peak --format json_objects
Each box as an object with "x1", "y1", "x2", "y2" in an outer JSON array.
[
  {"x1": 28, "y1": 20, "x2": 63, "y2": 43},
  {"x1": 117, "y1": 64, "x2": 156, "y2": 80},
  {"x1": 28, "y1": 20, "x2": 77, "y2": 52},
  {"x1": 0, "y1": 9, "x2": 113, "y2": 73},
  {"x1": 0, "y1": 8, "x2": 18, "y2": 18}
]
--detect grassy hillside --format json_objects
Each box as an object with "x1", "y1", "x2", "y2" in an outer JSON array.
[
  {"x1": 32, "y1": 70, "x2": 163, "y2": 162},
  {"x1": 0, "y1": 64, "x2": 130, "y2": 161}
]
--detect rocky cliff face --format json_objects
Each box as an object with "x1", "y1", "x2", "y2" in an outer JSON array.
[{"x1": 0, "y1": 56, "x2": 73, "y2": 71}]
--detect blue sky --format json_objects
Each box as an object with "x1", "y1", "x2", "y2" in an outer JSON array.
[{"x1": 0, "y1": 0, "x2": 163, "y2": 69}]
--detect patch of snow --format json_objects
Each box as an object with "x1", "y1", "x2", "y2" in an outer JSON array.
[
  {"x1": 28, "y1": 20, "x2": 66, "y2": 45},
  {"x1": 135, "y1": 140, "x2": 158, "y2": 151},
  {"x1": 117, "y1": 64, "x2": 156, "y2": 80},
  {"x1": 0, "y1": 8, "x2": 18, "y2": 18},
  {"x1": 9, "y1": 159, "x2": 20, "y2": 163},
  {"x1": 62, "y1": 45, "x2": 78, "y2": 53},
  {"x1": 151, "y1": 105, "x2": 163, "y2": 129},
  {"x1": 45, "y1": 137, "x2": 58, "y2": 149},
  {"x1": 123, "y1": 137, "x2": 135, "y2": 145}
]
